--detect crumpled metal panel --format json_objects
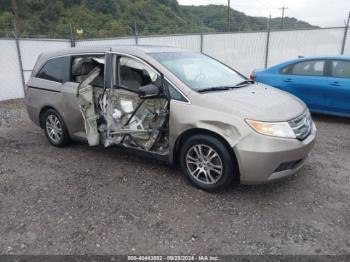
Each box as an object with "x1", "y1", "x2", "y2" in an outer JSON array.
[{"x1": 77, "y1": 67, "x2": 101, "y2": 146}]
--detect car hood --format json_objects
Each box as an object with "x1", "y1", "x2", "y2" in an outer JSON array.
[{"x1": 199, "y1": 83, "x2": 306, "y2": 122}]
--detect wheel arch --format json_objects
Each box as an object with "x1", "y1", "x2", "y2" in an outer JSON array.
[
  {"x1": 173, "y1": 128, "x2": 240, "y2": 181},
  {"x1": 39, "y1": 106, "x2": 62, "y2": 129}
]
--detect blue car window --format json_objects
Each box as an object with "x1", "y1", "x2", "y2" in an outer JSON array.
[
  {"x1": 331, "y1": 60, "x2": 350, "y2": 78},
  {"x1": 280, "y1": 65, "x2": 292, "y2": 74},
  {"x1": 291, "y1": 60, "x2": 325, "y2": 76}
]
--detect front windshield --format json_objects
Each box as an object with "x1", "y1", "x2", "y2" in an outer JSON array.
[{"x1": 150, "y1": 52, "x2": 245, "y2": 91}]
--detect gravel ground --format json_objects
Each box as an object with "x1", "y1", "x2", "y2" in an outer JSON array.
[{"x1": 0, "y1": 99, "x2": 349, "y2": 255}]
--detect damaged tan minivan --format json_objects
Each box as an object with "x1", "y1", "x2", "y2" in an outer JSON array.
[{"x1": 25, "y1": 46, "x2": 316, "y2": 191}]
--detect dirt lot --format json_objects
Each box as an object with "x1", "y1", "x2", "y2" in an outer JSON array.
[{"x1": 0, "y1": 99, "x2": 349, "y2": 255}]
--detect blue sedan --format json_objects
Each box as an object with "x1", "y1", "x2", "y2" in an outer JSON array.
[{"x1": 251, "y1": 56, "x2": 350, "y2": 117}]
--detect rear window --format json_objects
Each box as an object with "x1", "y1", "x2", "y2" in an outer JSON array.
[{"x1": 37, "y1": 57, "x2": 68, "y2": 83}]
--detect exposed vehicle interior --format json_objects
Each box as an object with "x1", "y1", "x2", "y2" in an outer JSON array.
[
  {"x1": 73, "y1": 55, "x2": 169, "y2": 156},
  {"x1": 72, "y1": 56, "x2": 105, "y2": 87}
]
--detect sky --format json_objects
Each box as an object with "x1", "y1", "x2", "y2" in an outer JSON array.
[{"x1": 177, "y1": 0, "x2": 349, "y2": 27}]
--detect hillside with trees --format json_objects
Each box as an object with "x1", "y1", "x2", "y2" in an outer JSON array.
[{"x1": 0, "y1": 0, "x2": 318, "y2": 38}]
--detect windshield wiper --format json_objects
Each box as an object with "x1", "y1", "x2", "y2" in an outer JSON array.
[
  {"x1": 233, "y1": 80, "x2": 255, "y2": 87},
  {"x1": 198, "y1": 86, "x2": 232, "y2": 93},
  {"x1": 198, "y1": 80, "x2": 255, "y2": 93}
]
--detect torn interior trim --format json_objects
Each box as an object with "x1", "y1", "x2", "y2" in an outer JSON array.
[{"x1": 75, "y1": 55, "x2": 170, "y2": 155}]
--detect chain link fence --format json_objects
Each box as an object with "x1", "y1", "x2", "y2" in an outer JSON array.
[{"x1": 1, "y1": 23, "x2": 350, "y2": 101}]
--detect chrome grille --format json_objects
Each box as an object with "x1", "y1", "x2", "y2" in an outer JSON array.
[{"x1": 289, "y1": 111, "x2": 313, "y2": 141}]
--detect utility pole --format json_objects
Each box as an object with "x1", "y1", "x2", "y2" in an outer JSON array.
[
  {"x1": 200, "y1": 19, "x2": 204, "y2": 53},
  {"x1": 227, "y1": 0, "x2": 231, "y2": 32},
  {"x1": 341, "y1": 11, "x2": 350, "y2": 55},
  {"x1": 265, "y1": 15, "x2": 272, "y2": 68},
  {"x1": 279, "y1": 6, "x2": 288, "y2": 30},
  {"x1": 11, "y1": 0, "x2": 20, "y2": 34},
  {"x1": 13, "y1": 19, "x2": 25, "y2": 93}
]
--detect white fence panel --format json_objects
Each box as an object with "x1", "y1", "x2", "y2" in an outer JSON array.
[
  {"x1": 20, "y1": 39, "x2": 71, "y2": 82},
  {"x1": 268, "y1": 28, "x2": 344, "y2": 67},
  {"x1": 202, "y1": 32, "x2": 267, "y2": 76},
  {"x1": 138, "y1": 35, "x2": 201, "y2": 52},
  {"x1": 76, "y1": 37, "x2": 135, "y2": 47},
  {"x1": 1, "y1": 27, "x2": 349, "y2": 102},
  {"x1": 0, "y1": 39, "x2": 23, "y2": 101}
]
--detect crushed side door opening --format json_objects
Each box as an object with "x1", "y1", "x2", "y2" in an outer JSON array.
[{"x1": 76, "y1": 54, "x2": 170, "y2": 155}]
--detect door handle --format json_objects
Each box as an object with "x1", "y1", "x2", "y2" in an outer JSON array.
[
  {"x1": 330, "y1": 82, "x2": 340, "y2": 86},
  {"x1": 284, "y1": 78, "x2": 293, "y2": 83}
]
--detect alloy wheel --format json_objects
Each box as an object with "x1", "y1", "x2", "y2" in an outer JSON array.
[
  {"x1": 185, "y1": 144, "x2": 223, "y2": 185},
  {"x1": 45, "y1": 114, "x2": 63, "y2": 144}
]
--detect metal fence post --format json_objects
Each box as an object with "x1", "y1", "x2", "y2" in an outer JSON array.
[
  {"x1": 200, "y1": 33, "x2": 204, "y2": 53},
  {"x1": 200, "y1": 20, "x2": 204, "y2": 53},
  {"x1": 70, "y1": 24, "x2": 76, "y2": 47},
  {"x1": 13, "y1": 19, "x2": 26, "y2": 93},
  {"x1": 264, "y1": 15, "x2": 272, "y2": 68},
  {"x1": 341, "y1": 12, "x2": 350, "y2": 55},
  {"x1": 134, "y1": 21, "x2": 138, "y2": 45}
]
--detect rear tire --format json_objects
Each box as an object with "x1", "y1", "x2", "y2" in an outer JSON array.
[
  {"x1": 179, "y1": 134, "x2": 239, "y2": 192},
  {"x1": 42, "y1": 109, "x2": 70, "y2": 147}
]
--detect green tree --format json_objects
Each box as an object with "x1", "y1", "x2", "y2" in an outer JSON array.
[
  {"x1": 0, "y1": 0, "x2": 11, "y2": 12},
  {"x1": 0, "y1": 0, "x2": 318, "y2": 38},
  {"x1": 83, "y1": 0, "x2": 118, "y2": 17}
]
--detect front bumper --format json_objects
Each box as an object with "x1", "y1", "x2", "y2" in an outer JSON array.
[{"x1": 234, "y1": 123, "x2": 316, "y2": 185}]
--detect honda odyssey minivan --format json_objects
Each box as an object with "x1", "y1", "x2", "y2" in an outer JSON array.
[{"x1": 25, "y1": 46, "x2": 316, "y2": 191}]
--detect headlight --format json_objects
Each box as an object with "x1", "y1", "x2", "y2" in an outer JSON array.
[{"x1": 245, "y1": 119, "x2": 296, "y2": 139}]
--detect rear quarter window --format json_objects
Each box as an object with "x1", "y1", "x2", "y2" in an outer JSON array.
[
  {"x1": 36, "y1": 56, "x2": 70, "y2": 83},
  {"x1": 280, "y1": 65, "x2": 293, "y2": 74}
]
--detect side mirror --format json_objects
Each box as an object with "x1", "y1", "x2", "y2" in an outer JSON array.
[{"x1": 138, "y1": 84, "x2": 161, "y2": 99}]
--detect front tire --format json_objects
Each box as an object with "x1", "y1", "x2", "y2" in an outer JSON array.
[
  {"x1": 179, "y1": 134, "x2": 239, "y2": 192},
  {"x1": 42, "y1": 109, "x2": 70, "y2": 147}
]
